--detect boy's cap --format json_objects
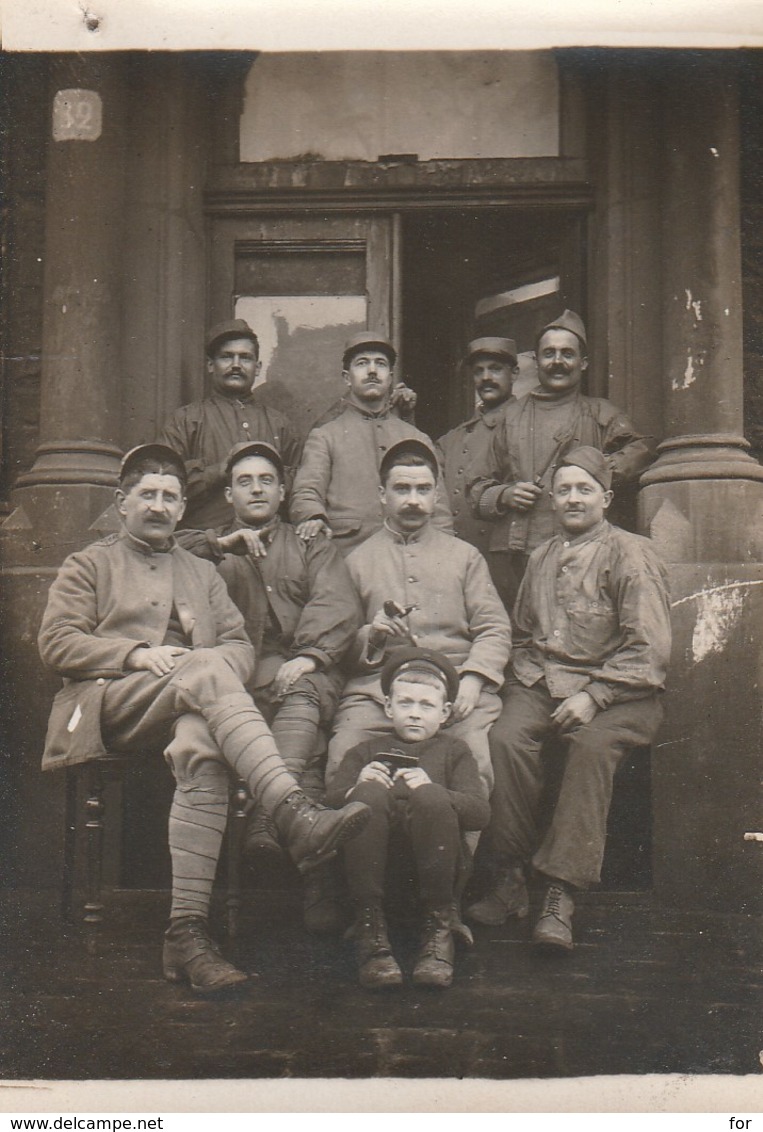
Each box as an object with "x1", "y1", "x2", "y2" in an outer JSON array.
[
  {"x1": 379, "y1": 437, "x2": 439, "y2": 483},
  {"x1": 557, "y1": 445, "x2": 612, "y2": 490},
  {"x1": 381, "y1": 646, "x2": 460, "y2": 703},
  {"x1": 119, "y1": 443, "x2": 186, "y2": 485},
  {"x1": 225, "y1": 440, "x2": 284, "y2": 480}
]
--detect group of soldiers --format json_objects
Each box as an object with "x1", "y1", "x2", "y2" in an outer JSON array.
[{"x1": 38, "y1": 310, "x2": 672, "y2": 994}]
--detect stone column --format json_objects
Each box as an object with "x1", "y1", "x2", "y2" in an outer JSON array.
[
  {"x1": 639, "y1": 56, "x2": 763, "y2": 913},
  {"x1": 0, "y1": 55, "x2": 128, "y2": 891}
]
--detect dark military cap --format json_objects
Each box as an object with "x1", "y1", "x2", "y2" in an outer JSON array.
[
  {"x1": 206, "y1": 318, "x2": 259, "y2": 358},
  {"x1": 379, "y1": 437, "x2": 439, "y2": 483},
  {"x1": 119, "y1": 443, "x2": 187, "y2": 486},
  {"x1": 225, "y1": 441, "x2": 284, "y2": 481},
  {"x1": 342, "y1": 331, "x2": 397, "y2": 368},
  {"x1": 464, "y1": 336, "x2": 518, "y2": 365}
]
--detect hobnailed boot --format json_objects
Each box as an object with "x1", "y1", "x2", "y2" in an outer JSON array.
[
  {"x1": 348, "y1": 904, "x2": 403, "y2": 990},
  {"x1": 465, "y1": 863, "x2": 529, "y2": 926},
  {"x1": 303, "y1": 863, "x2": 344, "y2": 934},
  {"x1": 532, "y1": 880, "x2": 575, "y2": 951},
  {"x1": 163, "y1": 917, "x2": 248, "y2": 993},
  {"x1": 243, "y1": 804, "x2": 282, "y2": 861},
  {"x1": 275, "y1": 790, "x2": 371, "y2": 875},
  {"x1": 412, "y1": 906, "x2": 455, "y2": 989}
]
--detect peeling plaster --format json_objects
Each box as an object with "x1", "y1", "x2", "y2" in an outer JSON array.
[
  {"x1": 684, "y1": 289, "x2": 702, "y2": 321},
  {"x1": 672, "y1": 582, "x2": 762, "y2": 664},
  {"x1": 672, "y1": 350, "x2": 697, "y2": 390},
  {"x1": 710, "y1": 146, "x2": 719, "y2": 158}
]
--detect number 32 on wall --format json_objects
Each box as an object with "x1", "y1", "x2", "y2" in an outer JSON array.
[{"x1": 52, "y1": 89, "x2": 102, "y2": 142}]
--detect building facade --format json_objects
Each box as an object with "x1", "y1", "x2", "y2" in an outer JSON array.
[{"x1": 1, "y1": 48, "x2": 762, "y2": 911}]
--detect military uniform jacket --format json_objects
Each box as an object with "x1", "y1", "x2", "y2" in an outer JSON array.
[
  {"x1": 37, "y1": 531, "x2": 254, "y2": 771},
  {"x1": 435, "y1": 403, "x2": 508, "y2": 554},
  {"x1": 468, "y1": 389, "x2": 652, "y2": 555},
  {"x1": 342, "y1": 523, "x2": 511, "y2": 702},
  {"x1": 289, "y1": 402, "x2": 454, "y2": 555},
  {"x1": 177, "y1": 518, "x2": 362, "y2": 673},
  {"x1": 159, "y1": 392, "x2": 303, "y2": 529}
]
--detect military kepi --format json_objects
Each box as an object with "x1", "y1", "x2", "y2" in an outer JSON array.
[
  {"x1": 342, "y1": 331, "x2": 397, "y2": 368},
  {"x1": 119, "y1": 443, "x2": 187, "y2": 485},
  {"x1": 557, "y1": 445, "x2": 612, "y2": 491},
  {"x1": 381, "y1": 646, "x2": 460, "y2": 703},
  {"x1": 205, "y1": 318, "x2": 258, "y2": 357},
  {"x1": 540, "y1": 309, "x2": 587, "y2": 349},
  {"x1": 465, "y1": 337, "x2": 518, "y2": 364},
  {"x1": 225, "y1": 440, "x2": 284, "y2": 480},
  {"x1": 379, "y1": 437, "x2": 439, "y2": 482}
]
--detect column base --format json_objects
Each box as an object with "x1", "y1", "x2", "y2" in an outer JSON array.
[{"x1": 14, "y1": 439, "x2": 122, "y2": 489}]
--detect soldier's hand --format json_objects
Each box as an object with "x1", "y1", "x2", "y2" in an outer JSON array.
[
  {"x1": 390, "y1": 383, "x2": 417, "y2": 419},
  {"x1": 369, "y1": 607, "x2": 411, "y2": 649},
  {"x1": 125, "y1": 645, "x2": 190, "y2": 678},
  {"x1": 551, "y1": 691, "x2": 599, "y2": 731},
  {"x1": 451, "y1": 673, "x2": 483, "y2": 722},
  {"x1": 273, "y1": 655, "x2": 317, "y2": 698},
  {"x1": 501, "y1": 482, "x2": 542, "y2": 512},
  {"x1": 357, "y1": 761, "x2": 394, "y2": 788},
  {"x1": 217, "y1": 528, "x2": 268, "y2": 558},
  {"x1": 296, "y1": 518, "x2": 331, "y2": 541}
]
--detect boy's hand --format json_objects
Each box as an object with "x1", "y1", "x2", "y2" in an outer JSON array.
[
  {"x1": 394, "y1": 767, "x2": 432, "y2": 790},
  {"x1": 357, "y1": 761, "x2": 394, "y2": 788}
]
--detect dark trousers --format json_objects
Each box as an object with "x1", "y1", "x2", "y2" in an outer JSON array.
[
  {"x1": 343, "y1": 780, "x2": 462, "y2": 910},
  {"x1": 488, "y1": 680, "x2": 663, "y2": 889}
]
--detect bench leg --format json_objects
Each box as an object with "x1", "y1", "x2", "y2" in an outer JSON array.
[
  {"x1": 226, "y1": 779, "x2": 250, "y2": 940},
  {"x1": 61, "y1": 767, "x2": 78, "y2": 923},
  {"x1": 84, "y1": 762, "x2": 107, "y2": 954}
]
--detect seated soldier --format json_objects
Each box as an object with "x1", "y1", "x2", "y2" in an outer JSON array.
[
  {"x1": 467, "y1": 446, "x2": 671, "y2": 950},
  {"x1": 177, "y1": 440, "x2": 362, "y2": 931},
  {"x1": 38, "y1": 444, "x2": 370, "y2": 993},
  {"x1": 326, "y1": 648, "x2": 490, "y2": 991}
]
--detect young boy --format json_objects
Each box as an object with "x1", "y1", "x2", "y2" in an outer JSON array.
[{"x1": 326, "y1": 646, "x2": 490, "y2": 990}]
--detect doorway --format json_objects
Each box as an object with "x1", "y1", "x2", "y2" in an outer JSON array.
[{"x1": 400, "y1": 207, "x2": 587, "y2": 443}]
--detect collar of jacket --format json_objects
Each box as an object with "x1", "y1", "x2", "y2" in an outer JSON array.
[
  {"x1": 343, "y1": 400, "x2": 393, "y2": 421},
  {"x1": 463, "y1": 403, "x2": 507, "y2": 430},
  {"x1": 120, "y1": 529, "x2": 177, "y2": 557},
  {"x1": 556, "y1": 517, "x2": 611, "y2": 549},
  {"x1": 210, "y1": 390, "x2": 256, "y2": 407},
  {"x1": 529, "y1": 386, "x2": 581, "y2": 405},
  {"x1": 382, "y1": 519, "x2": 434, "y2": 545}
]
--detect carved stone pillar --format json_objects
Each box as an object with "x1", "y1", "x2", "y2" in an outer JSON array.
[{"x1": 639, "y1": 55, "x2": 763, "y2": 913}]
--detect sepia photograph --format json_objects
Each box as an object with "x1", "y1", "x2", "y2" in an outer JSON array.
[{"x1": 1, "y1": 0, "x2": 763, "y2": 1116}]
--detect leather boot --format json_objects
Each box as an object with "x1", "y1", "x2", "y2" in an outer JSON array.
[
  {"x1": 275, "y1": 790, "x2": 371, "y2": 875},
  {"x1": 465, "y1": 863, "x2": 529, "y2": 926},
  {"x1": 243, "y1": 804, "x2": 282, "y2": 861},
  {"x1": 532, "y1": 880, "x2": 575, "y2": 951},
  {"x1": 412, "y1": 906, "x2": 455, "y2": 989},
  {"x1": 303, "y1": 862, "x2": 344, "y2": 934},
  {"x1": 163, "y1": 917, "x2": 248, "y2": 993},
  {"x1": 348, "y1": 904, "x2": 403, "y2": 990}
]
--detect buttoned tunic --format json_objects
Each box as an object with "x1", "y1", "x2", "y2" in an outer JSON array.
[
  {"x1": 289, "y1": 402, "x2": 453, "y2": 555},
  {"x1": 159, "y1": 393, "x2": 302, "y2": 529},
  {"x1": 512, "y1": 519, "x2": 671, "y2": 705},
  {"x1": 435, "y1": 404, "x2": 506, "y2": 554},
  {"x1": 38, "y1": 530, "x2": 253, "y2": 770},
  {"x1": 468, "y1": 389, "x2": 652, "y2": 555},
  {"x1": 177, "y1": 518, "x2": 360, "y2": 709},
  {"x1": 326, "y1": 523, "x2": 511, "y2": 790}
]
